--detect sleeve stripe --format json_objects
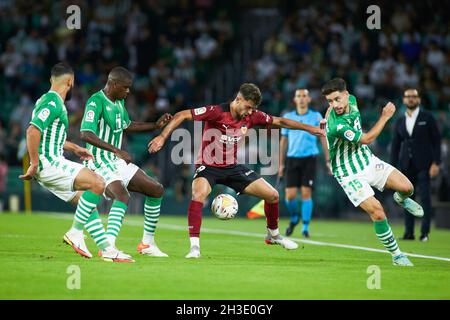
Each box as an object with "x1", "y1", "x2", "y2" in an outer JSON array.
[{"x1": 29, "y1": 121, "x2": 44, "y2": 132}]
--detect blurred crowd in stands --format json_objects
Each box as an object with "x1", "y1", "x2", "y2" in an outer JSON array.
[
  {"x1": 0, "y1": 0, "x2": 449, "y2": 201},
  {"x1": 244, "y1": 1, "x2": 450, "y2": 200},
  {"x1": 0, "y1": 0, "x2": 236, "y2": 168}
]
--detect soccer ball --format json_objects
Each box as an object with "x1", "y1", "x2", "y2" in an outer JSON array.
[{"x1": 211, "y1": 194, "x2": 238, "y2": 220}]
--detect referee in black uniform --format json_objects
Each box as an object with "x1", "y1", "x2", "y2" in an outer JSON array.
[{"x1": 391, "y1": 88, "x2": 441, "y2": 241}]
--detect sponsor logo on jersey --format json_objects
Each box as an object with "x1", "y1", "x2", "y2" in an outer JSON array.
[
  {"x1": 245, "y1": 170, "x2": 254, "y2": 176},
  {"x1": 220, "y1": 134, "x2": 242, "y2": 144},
  {"x1": 337, "y1": 124, "x2": 344, "y2": 131},
  {"x1": 375, "y1": 163, "x2": 384, "y2": 171},
  {"x1": 85, "y1": 110, "x2": 95, "y2": 122},
  {"x1": 241, "y1": 125, "x2": 247, "y2": 134},
  {"x1": 38, "y1": 108, "x2": 50, "y2": 122},
  {"x1": 48, "y1": 101, "x2": 56, "y2": 107},
  {"x1": 344, "y1": 130, "x2": 355, "y2": 141},
  {"x1": 194, "y1": 107, "x2": 206, "y2": 115},
  {"x1": 89, "y1": 101, "x2": 96, "y2": 107}
]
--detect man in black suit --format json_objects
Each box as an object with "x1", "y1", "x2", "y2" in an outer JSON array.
[{"x1": 391, "y1": 89, "x2": 441, "y2": 241}]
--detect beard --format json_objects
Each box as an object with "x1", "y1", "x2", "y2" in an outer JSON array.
[
  {"x1": 406, "y1": 103, "x2": 419, "y2": 110},
  {"x1": 66, "y1": 87, "x2": 73, "y2": 101}
]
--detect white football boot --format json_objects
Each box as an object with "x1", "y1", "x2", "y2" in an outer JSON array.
[
  {"x1": 265, "y1": 230, "x2": 299, "y2": 250},
  {"x1": 100, "y1": 246, "x2": 135, "y2": 263},
  {"x1": 393, "y1": 192, "x2": 424, "y2": 218},
  {"x1": 393, "y1": 253, "x2": 414, "y2": 266},
  {"x1": 137, "y1": 241, "x2": 169, "y2": 257},
  {"x1": 63, "y1": 229, "x2": 93, "y2": 258},
  {"x1": 185, "y1": 246, "x2": 201, "y2": 259}
]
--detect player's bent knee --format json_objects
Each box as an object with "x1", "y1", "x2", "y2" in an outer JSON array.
[
  {"x1": 153, "y1": 183, "x2": 164, "y2": 198},
  {"x1": 90, "y1": 176, "x2": 105, "y2": 195},
  {"x1": 191, "y1": 189, "x2": 209, "y2": 202},
  {"x1": 285, "y1": 189, "x2": 297, "y2": 200},
  {"x1": 266, "y1": 190, "x2": 279, "y2": 203}
]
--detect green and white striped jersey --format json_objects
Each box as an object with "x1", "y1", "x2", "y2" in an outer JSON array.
[
  {"x1": 80, "y1": 90, "x2": 131, "y2": 169},
  {"x1": 30, "y1": 91, "x2": 69, "y2": 171},
  {"x1": 325, "y1": 95, "x2": 372, "y2": 178}
]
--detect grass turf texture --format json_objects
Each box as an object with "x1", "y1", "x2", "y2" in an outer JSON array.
[{"x1": 0, "y1": 212, "x2": 449, "y2": 299}]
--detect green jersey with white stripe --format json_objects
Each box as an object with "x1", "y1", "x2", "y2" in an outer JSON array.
[
  {"x1": 30, "y1": 91, "x2": 69, "y2": 171},
  {"x1": 325, "y1": 95, "x2": 372, "y2": 178},
  {"x1": 80, "y1": 90, "x2": 131, "y2": 168}
]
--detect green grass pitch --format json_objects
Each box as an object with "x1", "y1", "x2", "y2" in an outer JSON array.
[{"x1": 0, "y1": 212, "x2": 449, "y2": 299}]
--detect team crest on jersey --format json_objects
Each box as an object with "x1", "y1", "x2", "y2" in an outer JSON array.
[
  {"x1": 344, "y1": 130, "x2": 355, "y2": 141},
  {"x1": 241, "y1": 125, "x2": 248, "y2": 134},
  {"x1": 38, "y1": 108, "x2": 50, "y2": 122},
  {"x1": 194, "y1": 107, "x2": 206, "y2": 115},
  {"x1": 85, "y1": 110, "x2": 95, "y2": 122}
]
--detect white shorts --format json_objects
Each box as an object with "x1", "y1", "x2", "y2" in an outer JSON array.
[
  {"x1": 35, "y1": 156, "x2": 85, "y2": 202},
  {"x1": 335, "y1": 155, "x2": 395, "y2": 207},
  {"x1": 85, "y1": 159, "x2": 139, "y2": 197}
]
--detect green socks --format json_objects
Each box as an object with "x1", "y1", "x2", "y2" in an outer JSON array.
[
  {"x1": 394, "y1": 189, "x2": 414, "y2": 202},
  {"x1": 85, "y1": 209, "x2": 109, "y2": 250},
  {"x1": 73, "y1": 191, "x2": 101, "y2": 230},
  {"x1": 143, "y1": 197, "x2": 162, "y2": 244},
  {"x1": 105, "y1": 200, "x2": 128, "y2": 246},
  {"x1": 374, "y1": 219, "x2": 402, "y2": 257}
]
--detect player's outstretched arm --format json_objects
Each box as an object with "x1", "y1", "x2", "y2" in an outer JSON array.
[
  {"x1": 19, "y1": 125, "x2": 41, "y2": 180},
  {"x1": 272, "y1": 116, "x2": 325, "y2": 137},
  {"x1": 359, "y1": 102, "x2": 395, "y2": 145},
  {"x1": 148, "y1": 109, "x2": 193, "y2": 153},
  {"x1": 80, "y1": 131, "x2": 132, "y2": 163},
  {"x1": 124, "y1": 113, "x2": 172, "y2": 133}
]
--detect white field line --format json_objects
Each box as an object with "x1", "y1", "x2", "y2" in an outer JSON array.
[{"x1": 48, "y1": 214, "x2": 450, "y2": 262}]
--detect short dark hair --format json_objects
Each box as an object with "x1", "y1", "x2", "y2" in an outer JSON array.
[
  {"x1": 239, "y1": 83, "x2": 261, "y2": 106},
  {"x1": 108, "y1": 66, "x2": 133, "y2": 83},
  {"x1": 51, "y1": 62, "x2": 74, "y2": 78},
  {"x1": 321, "y1": 78, "x2": 347, "y2": 95},
  {"x1": 403, "y1": 88, "x2": 420, "y2": 96}
]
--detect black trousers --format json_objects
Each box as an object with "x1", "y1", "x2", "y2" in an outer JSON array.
[{"x1": 403, "y1": 163, "x2": 432, "y2": 236}]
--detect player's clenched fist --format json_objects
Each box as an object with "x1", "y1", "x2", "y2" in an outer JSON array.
[
  {"x1": 148, "y1": 135, "x2": 166, "y2": 153},
  {"x1": 114, "y1": 149, "x2": 132, "y2": 164},
  {"x1": 19, "y1": 164, "x2": 38, "y2": 180},
  {"x1": 382, "y1": 102, "x2": 396, "y2": 119}
]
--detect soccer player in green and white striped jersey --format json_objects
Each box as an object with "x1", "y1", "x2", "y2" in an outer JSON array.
[
  {"x1": 321, "y1": 78, "x2": 424, "y2": 267},
  {"x1": 20, "y1": 62, "x2": 132, "y2": 262},
  {"x1": 80, "y1": 67, "x2": 172, "y2": 259}
]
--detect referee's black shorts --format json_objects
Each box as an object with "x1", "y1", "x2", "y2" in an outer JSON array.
[
  {"x1": 284, "y1": 156, "x2": 317, "y2": 188},
  {"x1": 193, "y1": 164, "x2": 260, "y2": 194}
]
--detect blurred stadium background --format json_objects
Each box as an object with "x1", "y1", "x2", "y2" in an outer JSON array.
[{"x1": 0, "y1": 0, "x2": 449, "y2": 222}]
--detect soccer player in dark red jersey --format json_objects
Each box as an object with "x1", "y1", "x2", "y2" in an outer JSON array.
[{"x1": 149, "y1": 83, "x2": 324, "y2": 258}]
